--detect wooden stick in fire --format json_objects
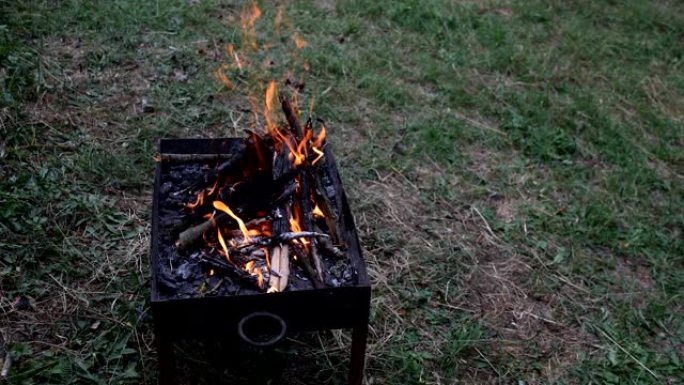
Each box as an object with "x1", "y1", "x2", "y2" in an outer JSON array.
[
  {"x1": 269, "y1": 146, "x2": 293, "y2": 292},
  {"x1": 176, "y1": 213, "x2": 224, "y2": 250},
  {"x1": 280, "y1": 95, "x2": 325, "y2": 283}
]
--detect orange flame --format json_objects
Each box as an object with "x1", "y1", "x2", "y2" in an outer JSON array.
[
  {"x1": 240, "y1": 1, "x2": 261, "y2": 29},
  {"x1": 245, "y1": 261, "x2": 265, "y2": 288},
  {"x1": 214, "y1": 63, "x2": 233, "y2": 89},
  {"x1": 313, "y1": 124, "x2": 326, "y2": 148},
  {"x1": 293, "y1": 34, "x2": 307, "y2": 49},
  {"x1": 311, "y1": 124, "x2": 326, "y2": 165},
  {"x1": 264, "y1": 80, "x2": 278, "y2": 135},
  {"x1": 213, "y1": 200, "x2": 252, "y2": 243},
  {"x1": 312, "y1": 205, "x2": 325, "y2": 218},
  {"x1": 293, "y1": 129, "x2": 312, "y2": 166},
  {"x1": 311, "y1": 146, "x2": 324, "y2": 166},
  {"x1": 289, "y1": 215, "x2": 302, "y2": 233},
  {"x1": 217, "y1": 227, "x2": 231, "y2": 262},
  {"x1": 187, "y1": 191, "x2": 205, "y2": 209},
  {"x1": 289, "y1": 213, "x2": 309, "y2": 245},
  {"x1": 206, "y1": 179, "x2": 219, "y2": 197},
  {"x1": 263, "y1": 81, "x2": 302, "y2": 165}
]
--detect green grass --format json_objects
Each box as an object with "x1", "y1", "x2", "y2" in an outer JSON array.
[{"x1": 1, "y1": 0, "x2": 683, "y2": 383}]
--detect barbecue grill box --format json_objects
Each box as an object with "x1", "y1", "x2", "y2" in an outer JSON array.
[{"x1": 149, "y1": 138, "x2": 371, "y2": 385}]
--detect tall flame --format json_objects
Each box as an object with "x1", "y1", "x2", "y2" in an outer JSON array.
[
  {"x1": 245, "y1": 261, "x2": 265, "y2": 288},
  {"x1": 293, "y1": 129, "x2": 312, "y2": 166},
  {"x1": 311, "y1": 124, "x2": 327, "y2": 165},
  {"x1": 313, "y1": 123, "x2": 326, "y2": 148},
  {"x1": 217, "y1": 227, "x2": 231, "y2": 261},
  {"x1": 240, "y1": 1, "x2": 262, "y2": 50},
  {"x1": 264, "y1": 80, "x2": 279, "y2": 136},
  {"x1": 213, "y1": 200, "x2": 252, "y2": 243},
  {"x1": 264, "y1": 81, "x2": 302, "y2": 164}
]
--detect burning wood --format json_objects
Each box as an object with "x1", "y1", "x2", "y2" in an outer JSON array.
[
  {"x1": 268, "y1": 244, "x2": 289, "y2": 292},
  {"x1": 170, "y1": 89, "x2": 346, "y2": 293}
]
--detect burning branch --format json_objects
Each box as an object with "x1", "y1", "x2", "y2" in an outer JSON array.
[
  {"x1": 280, "y1": 95, "x2": 326, "y2": 283},
  {"x1": 268, "y1": 244, "x2": 289, "y2": 292},
  {"x1": 270, "y1": 145, "x2": 294, "y2": 291}
]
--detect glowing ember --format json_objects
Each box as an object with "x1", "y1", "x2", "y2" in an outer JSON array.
[{"x1": 264, "y1": 80, "x2": 279, "y2": 135}]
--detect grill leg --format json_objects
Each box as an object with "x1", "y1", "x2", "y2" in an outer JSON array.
[
  {"x1": 348, "y1": 323, "x2": 368, "y2": 385},
  {"x1": 156, "y1": 331, "x2": 176, "y2": 385}
]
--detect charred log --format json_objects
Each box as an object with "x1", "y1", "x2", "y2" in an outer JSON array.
[{"x1": 269, "y1": 144, "x2": 294, "y2": 291}]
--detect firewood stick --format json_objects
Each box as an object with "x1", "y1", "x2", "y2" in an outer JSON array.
[
  {"x1": 175, "y1": 211, "x2": 251, "y2": 249},
  {"x1": 235, "y1": 231, "x2": 329, "y2": 251},
  {"x1": 175, "y1": 215, "x2": 220, "y2": 249},
  {"x1": 268, "y1": 244, "x2": 290, "y2": 292},
  {"x1": 189, "y1": 140, "x2": 247, "y2": 190},
  {"x1": 280, "y1": 94, "x2": 326, "y2": 284},
  {"x1": 271, "y1": 124, "x2": 323, "y2": 289},
  {"x1": 298, "y1": 173, "x2": 325, "y2": 283},
  {"x1": 270, "y1": 144, "x2": 295, "y2": 291}
]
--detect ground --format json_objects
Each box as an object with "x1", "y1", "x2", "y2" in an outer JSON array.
[{"x1": 1, "y1": 0, "x2": 683, "y2": 384}]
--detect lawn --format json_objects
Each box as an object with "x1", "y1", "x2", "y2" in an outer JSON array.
[{"x1": 1, "y1": 0, "x2": 682, "y2": 384}]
